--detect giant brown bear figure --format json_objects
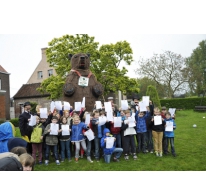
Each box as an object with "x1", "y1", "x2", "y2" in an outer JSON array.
[{"x1": 63, "y1": 53, "x2": 104, "y2": 112}]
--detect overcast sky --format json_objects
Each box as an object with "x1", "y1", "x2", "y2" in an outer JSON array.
[{"x1": 0, "y1": 0, "x2": 206, "y2": 98}]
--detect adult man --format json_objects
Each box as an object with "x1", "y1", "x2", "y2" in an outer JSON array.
[{"x1": 19, "y1": 102, "x2": 33, "y2": 154}]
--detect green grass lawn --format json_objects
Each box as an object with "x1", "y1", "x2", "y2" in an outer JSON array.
[{"x1": 15, "y1": 110, "x2": 206, "y2": 171}]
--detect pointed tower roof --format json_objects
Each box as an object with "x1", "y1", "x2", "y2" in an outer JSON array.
[{"x1": 0, "y1": 65, "x2": 10, "y2": 74}]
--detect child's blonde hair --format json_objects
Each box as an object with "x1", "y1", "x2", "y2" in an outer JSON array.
[
  {"x1": 19, "y1": 153, "x2": 35, "y2": 168},
  {"x1": 124, "y1": 109, "x2": 131, "y2": 115}
]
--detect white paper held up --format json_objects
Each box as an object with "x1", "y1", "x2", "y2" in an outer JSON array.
[
  {"x1": 62, "y1": 124, "x2": 70, "y2": 135},
  {"x1": 114, "y1": 117, "x2": 122, "y2": 127},
  {"x1": 40, "y1": 108, "x2": 48, "y2": 118},
  {"x1": 29, "y1": 115, "x2": 36, "y2": 126},
  {"x1": 74, "y1": 102, "x2": 82, "y2": 111},
  {"x1": 84, "y1": 129, "x2": 94, "y2": 141},
  {"x1": 55, "y1": 101, "x2": 62, "y2": 110},
  {"x1": 106, "y1": 137, "x2": 115, "y2": 148},
  {"x1": 165, "y1": 121, "x2": 173, "y2": 131},
  {"x1": 121, "y1": 100, "x2": 128, "y2": 110},
  {"x1": 50, "y1": 124, "x2": 59, "y2": 135},
  {"x1": 64, "y1": 102, "x2": 70, "y2": 110},
  {"x1": 81, "y1": 97, "x2": 85, "y2": 108},
  {"x1": 96, "y1": 101, "x2": 102, "y2": 109},
  {"x1": 154, "y1": 116, "x2": 162, "y2": 125}
]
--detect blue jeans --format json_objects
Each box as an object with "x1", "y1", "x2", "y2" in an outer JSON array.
[
  {"x1": 60, "y1": 139, "x2": 71, "y2": 160},
  {"x1": 94, "y1": 137, "x2": 100, "y2": 159},
  {"x1": 104, "y1": 148, "x2": 123, "y2": 163},
  {"x1": 113, "y1": 134, "x2": 121, "y2": 148},
  {"x1": 45, "y1": 144, "x2": 59, "y2": 160},
  {"x1": 164, "y1": 137, "x2": 175, "y2": 154},
  {"x1": 146, "y1": 130, "x2": 153, "y2": 151},
  {"x1": 86, "y1": 139, "x2": 92, "y2": 157}
]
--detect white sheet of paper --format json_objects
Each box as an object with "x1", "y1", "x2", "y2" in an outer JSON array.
[
  {"x1": 84, "y1": 129, "x2": 94, "y2": 141},
  {"x1": 50, "y1": 101, "x2": 55, "y2": 113},
  {"x1": 85, "y1": 114, "x2": 90, "y2": 125},
  {"x1": 61, "y1": 124, "x2": 70, "y2": 135},
  {"x1": 128, "y1": 117, "x2": 136, "y2": 127},
  {"x1": 104, "y1": 102, "x2": 112, "y2": 112},
  {"x1": 139, "y1": 101, "x2": 147, "y2": 112},
  {"x1": 55, "y1": 101, "x2": 62, "y2": 110},
  {"x1": 106, "y1": 110, "x2": 114, "y2": 121},
  {"x1": 106, "y1": 137, "x2": 115, "y2": 148},
  {"x1": 169, "y1": 108, "x2": 176, "y2": 116},
  {"x1": 114, "y1": 117, "x2": 122, "y2": 127},
  {"x1": 40, "y1": 108, "x2": 48, "y2": 118},
  {"x1": 98, "y1": 116, "x2": 107, "y2": 126},
  {"x1": 29, "y1": 115, "x2": 36, "y2": 126},
  {"x1": 74, "y1": 102, "x2": 82, "y2": 111},
  {"x1": 50, "y1": 123, "x2": 59, "y2": 135},
  {"x1": 142, "y1": 96, "x2": 150, "y2": 106},
  {"x1": 64, "y1": 102, "x2": 70, "y2": 110},
  {"x1": 165, "y1": 121, "x2": 173, "y2": 131},
  {"x1": 81, "y1": 97, "x2": 85, "y2": 108},
  {"x1": 96, "y1": 101, "x2": 102, "y2": 109},
  {"x1": 154, "y1": 116, "x2": 162, "y2": 125},
  {"x1": 121, "y1": 100, "x2": 128, "y2": 110}
]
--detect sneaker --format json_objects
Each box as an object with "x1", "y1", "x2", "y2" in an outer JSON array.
[
  {"x1": 45, "y1": 160, "x2": 49, "y2": 165},
  {"x1": 56, "y1": 160, "x2": 60, "y2": 165},
  {"x1": 39, "y1": 161, "x2": 42, "y2": 165},
  {"x1": 75, "y1": 158, "x2": 78, "y2": 163},
  {"x1": 87, "y1": 156, "x2": 93, "y2": 163},
  {"x1": 124, "y1": 155, "x2": 129, "y2": 160},
  {"x1": 145, "y1": 150, "x2": 149, "y2": 153},
  {"x1": 81, "y1": 154, "x2": 84, "y2": 158},
  {"x1": 133, "y1": 154, "x2": 138, "y2": 160},
  {"x1": 68, "y1": 159, "x2": 72, "y2": 162},
  {"x1": 159, "y1": 152, "x2": 163, "y2": 157},
  {"x1": 96, "y1": 158, "x2": 100, "y2": 162},
  {"x1": 150, "y1": 151, "x2": 153, "y2": 153},
  {"x1": 155, "y1": 151, "x2": 159, "y2": 157},
  {"x1": 113, "y1": 157, "x2": 120, "y2": 162}
]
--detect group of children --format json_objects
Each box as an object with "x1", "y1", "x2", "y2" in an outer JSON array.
[{"x1": 28, "y1": 99, "x2": 177, "y2": 166}]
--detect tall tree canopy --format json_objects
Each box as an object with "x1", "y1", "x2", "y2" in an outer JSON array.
[
  {"x1": 38, "y1": 34, "x2": 139, "y2": 99},
  {"x1": 135, "y1": 51, "x2": 188, "y2": 98},
  {"x1": 185, "y1": 40, "x2": 206, "y2": 96}
]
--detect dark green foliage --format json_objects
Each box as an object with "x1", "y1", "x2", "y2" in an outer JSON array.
[
  {"x1": 160, "y1": 97, "x2": 206, "y2": 109},
  {"x1": 146, "y1": 85, "x2": 161, "y2": 109},
  {"x1": 9, "y1": 118, "x2": 19, "y2": 127}
]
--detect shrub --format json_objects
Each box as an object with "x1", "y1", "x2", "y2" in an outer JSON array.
[{"x1": 9, "y1": 118, "x2": 19, "y2": 127}]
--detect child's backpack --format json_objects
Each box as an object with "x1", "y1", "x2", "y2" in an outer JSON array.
[{"x1": 0, "y1": 156, "x2": 23, "y2": 171}]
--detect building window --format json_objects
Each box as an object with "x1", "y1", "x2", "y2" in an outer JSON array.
[
  {"x1": 48, "y1": 69, "x2": 53, "y2": 77},
  {"x1": 0, "y1": 79, "x2": 1, "y2": 89},
  {"x1": 38, "y1": 71, "x2": 43, "y2": 79}
]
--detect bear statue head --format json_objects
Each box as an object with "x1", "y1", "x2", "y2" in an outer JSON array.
[{"x1": 68, "y1": 53, "x2": 90, "y2": 70}]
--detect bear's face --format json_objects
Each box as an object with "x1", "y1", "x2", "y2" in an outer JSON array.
[{"x1": 70, "y1": 53, "x2": 90, "y2": 70}]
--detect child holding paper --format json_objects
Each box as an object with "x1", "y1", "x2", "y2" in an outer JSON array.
[
  {"x1": 150, "y1": 107, "x2": 166, "y2": 157},
  {"x1": 163, "y1": 112, "x2": 176, "y2": 157},
  {"x1": 43, "y1": 116, "x2": 61, "y2": 165},
  {"x1": 121, "y1": 110, "x2": 137, "y2": 160},
  {"x1": 91, "y1": 110, "x2": 108, "y2": 162},
  {"x1": 100, "y1": 128, "x2": 123, "y2": 163},
  {"x1": 135, "y1": 107, "x2": 150, "y2": 154},
  {"x1": 71, "y1": 115, "x2": 91, "y2": 163},
  {"x1": 30, "y1": 116, "x2": 44, "y2": 164},
  {"x1": 59, "y1": 116, "x2": 72, "y2": 162},
  {"x1": 109, "y1": 112, "x2": 122, "y2": 148}
]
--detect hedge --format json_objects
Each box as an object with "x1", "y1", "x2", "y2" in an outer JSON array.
[
  {"x1": 160, "y1": 97, "x2": 206, "y2": 110},
  {"x1": 0, "y1": 118, "x2": 19, "y2": 127}
]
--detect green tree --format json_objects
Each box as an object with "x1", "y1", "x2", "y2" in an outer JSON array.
[
  {"x1": 146, "y1": 85, "x2": 161, "y2": 109},
  {"x1": 137, "y1": 77, "x2": 167, "y2": 98},
  {"x1": 135, "y1": 51, "x2": 188, "y2": 98},
  {"x1": 185, "y1": 40, "x2": 206, "y2": 96},
  {"x1": 37, "y1": 34, "x2": 139, "y2": 99}
]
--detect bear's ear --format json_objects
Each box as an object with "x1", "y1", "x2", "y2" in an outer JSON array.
[
  {"x1": 68, "y1": 54, "x2": 73, "y2": 60},
  {"x1": 87, "y1": 53, "x2": 90, "y2": 58}
]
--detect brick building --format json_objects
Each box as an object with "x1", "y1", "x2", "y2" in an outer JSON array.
[
  {"x1": 0, "y1": 65, "x2": 11, "y2": 120},
  {"x1": 13, "y1": 48, "x2": 57, "y2": 118}
]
